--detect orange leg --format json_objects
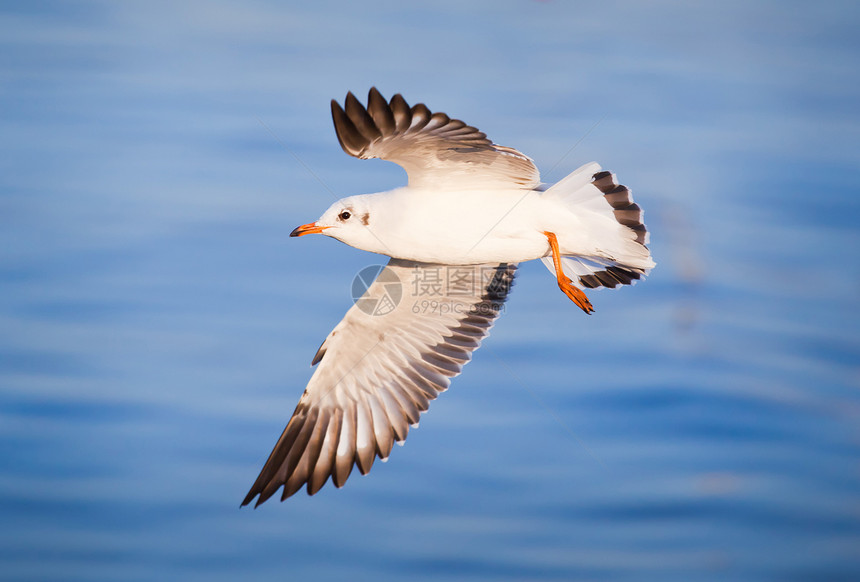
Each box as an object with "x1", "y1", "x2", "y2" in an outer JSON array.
[{"x1": 543, "y1": 231, "x2": 594, "y2": 314}]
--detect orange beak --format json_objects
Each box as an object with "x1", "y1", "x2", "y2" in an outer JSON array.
[{"x1": 290, "y1": 222, "x2": 330, "y2": 237}]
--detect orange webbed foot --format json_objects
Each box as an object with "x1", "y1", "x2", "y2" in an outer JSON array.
[
  {"x1": 543, "y1": 231, "x2": 594, "y2": 315},
  {"x1": 556, "y1": 276, "x2": 594, "y2": 314}
]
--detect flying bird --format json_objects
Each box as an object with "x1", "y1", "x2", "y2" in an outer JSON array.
[{"x1": 242, "y1": 88, "x2": 655, "y2": 506}]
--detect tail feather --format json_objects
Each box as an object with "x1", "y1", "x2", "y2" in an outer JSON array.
[
  {"x1": 540, "y1": 255, "x2": 644, "y2": 290},
  {"x1": 592, "y1": 170, "x2": 649, "y2": 246},
  {"x1": 541, "y1": 163, "x2": 654, "y2": 292}
]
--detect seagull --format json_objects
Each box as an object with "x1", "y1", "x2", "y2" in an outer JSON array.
[{"x1": 242, "y1": 88, "x2": 655, "y2": 506}]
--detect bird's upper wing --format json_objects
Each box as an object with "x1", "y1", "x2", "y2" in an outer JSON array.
[
  {"x1": 331, "y1": 88, "x2": 540, "y2": 190},
  {"x1": 242, "y1": 259, "x2": 517, "y2": 506}
]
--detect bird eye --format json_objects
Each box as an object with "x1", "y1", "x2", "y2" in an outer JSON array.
[{"x1": 339, "y1": 210, "x2": 351, "y2": 220}]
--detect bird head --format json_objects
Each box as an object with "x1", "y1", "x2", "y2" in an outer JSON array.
[{"x1": 291, "y1": 195, "x2": 383, "y2": 252}]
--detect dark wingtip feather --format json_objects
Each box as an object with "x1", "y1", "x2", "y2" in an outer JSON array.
[
  {"x1": 331, "y1": 98, "x2": 367, "y2": 156},
  {"x1": 367, "y1": 87, "x2": 396, "y2": 134},
  {"x1": 389, "y1": 93, "x2": 412, "y2": 132},
  {"x1": 345, "y1": 91, "x2": 382, "y2": 143},
  {"x1": 409, "y1": 103, "x2": 432, "y2": 131}
]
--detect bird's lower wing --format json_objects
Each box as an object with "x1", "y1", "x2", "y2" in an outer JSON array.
[{"x1": 242, "y1": 259, "x2": 517, "y2": 507}]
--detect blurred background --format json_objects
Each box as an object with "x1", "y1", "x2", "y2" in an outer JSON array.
[{"x1": 1, "y1": 1, "x2": 858, "y2": 580}]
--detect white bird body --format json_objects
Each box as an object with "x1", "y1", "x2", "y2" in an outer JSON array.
[
  {"x1": 324, "y1": 186, "x2": 619, "y2": 265},
  {"x1": 243, "y1": 88, "x2": 655, "y2": 506},
  {"x1": 324, "y1": 187, "x2": 552, "y2": 264}
]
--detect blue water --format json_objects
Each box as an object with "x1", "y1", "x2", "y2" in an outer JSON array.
[{"x1": 2, "y1": 2, "x2": 859, "y2": 581}]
